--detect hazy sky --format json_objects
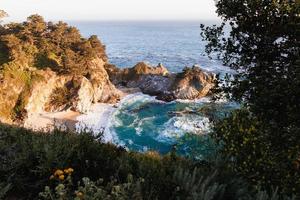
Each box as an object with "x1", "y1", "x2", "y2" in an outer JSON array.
[{"x1": 1, "y1": 0, "x2": 219, "y2": 22}]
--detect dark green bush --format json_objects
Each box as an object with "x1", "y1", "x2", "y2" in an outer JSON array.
[
  {"x1": 201, "y1": 0, "x2": 300, "y2": 197},
  {"x1": 0, "y1": 125, "x2": 296, "y2": 200},
  {"x1": 213, "y1": 109, "x2": 300, "y2": 195},
  {"x1": 1, "y1": 123, "x2": 291, "y2": 200}
]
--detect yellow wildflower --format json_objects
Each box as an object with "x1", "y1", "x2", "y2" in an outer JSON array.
[
  {"x1": 59, "y1": 174, "x2": 65, "y2": 181},
  {"x1": 64, "y1": 168, "x2": 74, "y2": 174},
  {"x1": 54, "y1": 169, "x2": 64, "y2": 177}
]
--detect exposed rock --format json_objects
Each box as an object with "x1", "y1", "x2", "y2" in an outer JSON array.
[
  {"x1": 47, "y1": 58, "x2": 123, "y2": 113},
  {"x1": 0, "y1": 57, "x2": 123, "y2": 124},
  {"x1": 89, "y1": 58, "x2": 122, "y2": 104},
  {"x1": 105, "y1": 62, "x2": 169, "y2": 86},
  {"x1": 170, "y1": 66, "x2": 215, "y2": 100},
  {"x1": 25, "y1": 69, "x2": 68, "y2": 115},
  {"x1": 134, "y1": 74, "x2": 175, "y2": 96},
  {"x1": 74, "y1": 77, "x2": 94, "y2": 113},
  {"x1": 106, "y1": 63, "x2": 215, "y2": 102}
]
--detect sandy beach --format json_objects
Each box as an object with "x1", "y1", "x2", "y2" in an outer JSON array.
[
  {"x1": 23, "y1": 87, "x2": 141, "y2": 133},
  {"x1": 24, "y1": 110, "x2": 81, "y2": 131}
]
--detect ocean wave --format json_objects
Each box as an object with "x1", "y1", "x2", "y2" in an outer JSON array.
[
  {"x1": 76, "y1": 103, "x2": 119, "y2": 143},
  {"x1": 174, "y1": 97, "x2": 212, "y2": 104},
  {"x1": 156, "y1": 115, "x2": 211, "y2": 143},
  {"x1": 117, "y1": 92, "x2": 164, "y2": 107}
]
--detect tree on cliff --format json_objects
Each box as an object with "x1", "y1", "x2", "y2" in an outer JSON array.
[
  {"x1": 0, "y1": 10, "x2": 8, "y2": 20},
  {"x1": 0, "y1": 14, "x2": 107, "y2": 75},
  {"x1": 0, "y1": 10, "x2": 8, "y2": 35},
  {"x1": 201, "y1": 0, "x2": 300, "y2": 195}
]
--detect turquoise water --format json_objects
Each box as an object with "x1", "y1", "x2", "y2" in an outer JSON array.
[
  {"x1": 108, "y1": 94, "x2": 237, "y2": 158},
  {"x1": 71, "y1": 21, "x2": 235, "y2": 158}
]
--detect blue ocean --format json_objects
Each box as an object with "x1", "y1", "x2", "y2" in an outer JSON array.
[
  {"x1": 70, "y1": 21, "x2": 228, "y2": 73},
  {"x1": 72, "y1": 21, "x2": 235, "y2": 158}
]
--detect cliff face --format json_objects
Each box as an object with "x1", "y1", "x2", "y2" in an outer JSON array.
[
  {"x1": 0, "y1": 57, "x2": 122, "y2": 124},
  {"x1": 24, "y1": 69, "x2": 67, "y2": 114},
  {"x1": 88, "y1": 58, "x2": 122, "y2": 104},
  {"x1": 41, "y1": 57, "x2": 122, "y2": 113},
  {"x1": 0, "y1": 15, "x2": 122, "y2": 124},
  {"x1": 0, "y1": 71, "x2": 27, "y2": 123}
]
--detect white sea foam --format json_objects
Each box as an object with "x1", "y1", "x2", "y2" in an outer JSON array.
[
  {"x1": 156, "y1": 115, "x2": 211, "y2": 143},
  {"x1": 118, "y1": 92, "x2": 164, "y2": 106},
  {"x1": 134, "y1": 116, "x2": 155, "y2": 136},
  {"x1": 76, "y1": 92, "x2": 214, "y2": 150},
  {"x1": 76, "y1": 103, "x2": 118, "y2": 143},
  {"x1": 175, "y1": 97, "x2": 212, "y2": 104},
  {"x1": 75, "y1": 93, "x2": 158, "y2": 144}
]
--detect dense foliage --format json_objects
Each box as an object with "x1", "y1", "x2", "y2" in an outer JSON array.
[
  {"x1": 0, "y1": 124, "x2": 295, "y2": 200},
  {"x1": 0, "y1": 14, "x2": 107, "y2": 75},
  {"x1": 201, "y1": 0, "x2": 300, "y2": 196}
]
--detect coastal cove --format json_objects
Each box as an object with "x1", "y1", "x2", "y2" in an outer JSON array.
[
  {"x1": 25, "y1": 89, "x2": 237, "y2": 158},
  {"x1": 73, "y1": 21, "x2": 234, "y2": 157},
  {"x1": 1, "y1": 1, "x2": 299, "y2": 198},
  {"x1": 2, "y1": 20, "x2": 236, "y2": 158}
]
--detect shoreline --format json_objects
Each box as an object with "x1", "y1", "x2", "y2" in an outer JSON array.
[{"x1": 23, "y1": 87, "x2": 142, "y2": 132}]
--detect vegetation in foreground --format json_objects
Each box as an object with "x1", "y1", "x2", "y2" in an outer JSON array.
[{"x1": 0, "y1": 123, "x2": 295, "y2": 200}]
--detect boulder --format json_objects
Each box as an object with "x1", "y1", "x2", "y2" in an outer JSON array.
[{"x1": 170, "y1": 66, "x2": 215, "y2": 100}]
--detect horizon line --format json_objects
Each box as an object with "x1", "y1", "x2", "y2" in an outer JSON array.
[{"x1": 4, "y1": 18, "x2": 222, "y2": 24}]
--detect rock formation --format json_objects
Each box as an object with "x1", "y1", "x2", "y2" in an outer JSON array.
[
  {"x1": 106, "y1": 62, "x2": 215, "y2": 102},
  {"x1": 105, "y1": 62, "x2": 169, "y2": 85}
]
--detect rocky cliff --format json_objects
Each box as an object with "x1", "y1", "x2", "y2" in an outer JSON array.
[{"x1": 0, "y1": 57, "x2": 122, "y2": 124}]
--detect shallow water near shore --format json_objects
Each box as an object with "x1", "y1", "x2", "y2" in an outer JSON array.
[{"x1": 77, "y1": 93, "x2": 237, "y2": 158}]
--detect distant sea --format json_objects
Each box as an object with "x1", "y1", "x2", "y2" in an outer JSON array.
[
  {"x1": 68, "y1": 20, "x2": 228, "y2": 73},
  {"x1": 70, "y1": 21, "x2": 235, "y2": 158}
]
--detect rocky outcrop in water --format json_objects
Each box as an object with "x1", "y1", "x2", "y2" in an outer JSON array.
[{"x1": 106, "y1": 62, "x2": 215, "y2": 102}]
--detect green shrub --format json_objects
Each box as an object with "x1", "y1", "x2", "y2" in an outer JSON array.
[
  {"x1": 213, "y1": 109, "x2": 300, "y2": 196},
  {"x1": 46, "y1": 86, "x2": 72, "y2": 111},
  {"x1": 0, "y1": 123, "x2": 270, "y2": 200}
]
